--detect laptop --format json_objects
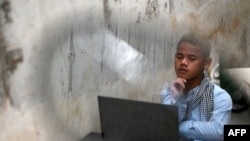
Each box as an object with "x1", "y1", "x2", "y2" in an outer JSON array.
[{"x1": 96, "y1": 96, "x2": 179, "y2": 141}]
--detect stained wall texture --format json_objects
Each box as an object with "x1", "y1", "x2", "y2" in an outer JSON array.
[{"x1": 0, "y1": 0, "x2": 250, "y2": 141}]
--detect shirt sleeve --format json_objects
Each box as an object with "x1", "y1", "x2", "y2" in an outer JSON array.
[
  {"x1": 160, "y1": 82, "x2": 177, "y2": 104},
  {"x1": 179, "y1": 90, "x2": 233, "y2": 141}
]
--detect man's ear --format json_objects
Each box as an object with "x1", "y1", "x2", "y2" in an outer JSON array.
[{"x1": 204, "y1": 57, "x2": 212, "y2": 69}]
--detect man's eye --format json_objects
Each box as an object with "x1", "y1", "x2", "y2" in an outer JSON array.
[
  {"x1": 189, "y1": 56, "x2": 196, "y2": 60},
  {"x1": 175, "y1": 55, "x2": 183, "y2": 59}
]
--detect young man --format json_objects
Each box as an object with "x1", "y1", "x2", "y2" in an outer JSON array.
[{"x1": 161, "y1": 33, "x2": 232, "y2": 141}]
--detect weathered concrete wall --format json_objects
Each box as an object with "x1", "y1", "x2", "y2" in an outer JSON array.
[{"x1": 0, "y1": 0, "x2": 250, "y2": 141}]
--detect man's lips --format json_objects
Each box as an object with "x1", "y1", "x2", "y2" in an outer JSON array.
[{"x1": 178, "y1": 68, "x2": 188, "y2": 73}]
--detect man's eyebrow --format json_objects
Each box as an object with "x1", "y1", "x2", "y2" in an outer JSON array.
[
  {"x1": 188, "y1": 54, "x2": 197, "y2": 57},
  {"x1": 175, "y1": 52, "x2": 197, "y2": 56},
  {"x1": 175, "y1": 52, "x2": 183, "y2": 55}
]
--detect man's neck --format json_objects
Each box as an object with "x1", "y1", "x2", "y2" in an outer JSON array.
[{"x1": 184, "y1": 74, "x2": 204, "y2": 93}]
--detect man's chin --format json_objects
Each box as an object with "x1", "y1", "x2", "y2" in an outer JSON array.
[{"x1": 176, "y1": 74, "x2": 188, "y2": 79}]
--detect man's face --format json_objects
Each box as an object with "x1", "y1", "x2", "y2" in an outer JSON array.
[{"x1": 174, "y1": 42, "x2": 210, "y2": 81}]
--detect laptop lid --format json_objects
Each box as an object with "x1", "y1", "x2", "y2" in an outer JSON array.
[{"x1": 98, "y1": 96, "x2": 179, "y2": 141}]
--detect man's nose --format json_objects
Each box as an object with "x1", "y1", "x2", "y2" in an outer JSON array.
[{"x1": 181, "y1": 58, "x2": 188, "y2": 65}]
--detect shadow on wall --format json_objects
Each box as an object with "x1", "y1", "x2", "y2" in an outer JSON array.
[
  {"x1": 220, "y1": 68, "x2": 250, "y2": 113},
  {"x1": 31, "y1": 5, "x2": 176, "y2": 141}
]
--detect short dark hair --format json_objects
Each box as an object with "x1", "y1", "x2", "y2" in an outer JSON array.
[{"x1": 177, "y1": 32, "x2": 211, "y2": 58}]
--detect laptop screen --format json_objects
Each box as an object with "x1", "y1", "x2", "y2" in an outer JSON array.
[{"x1": 98, "y1": 96, "x2": 179, "y2": 141}]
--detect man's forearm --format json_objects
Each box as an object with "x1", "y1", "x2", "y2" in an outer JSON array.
[{"x1": 179, "y1": 120, "x2": 224, "y2": 141}]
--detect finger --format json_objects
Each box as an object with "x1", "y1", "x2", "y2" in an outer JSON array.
[
  {"x1": 173, "y1": 79, "x2": 184, "y2": 90},
  {"x1": 177, "y1": 78, "x2": 186, "y2": 89},
  {"x1": 181, "y1": 78, "x2": 187, "y2": 83}
]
